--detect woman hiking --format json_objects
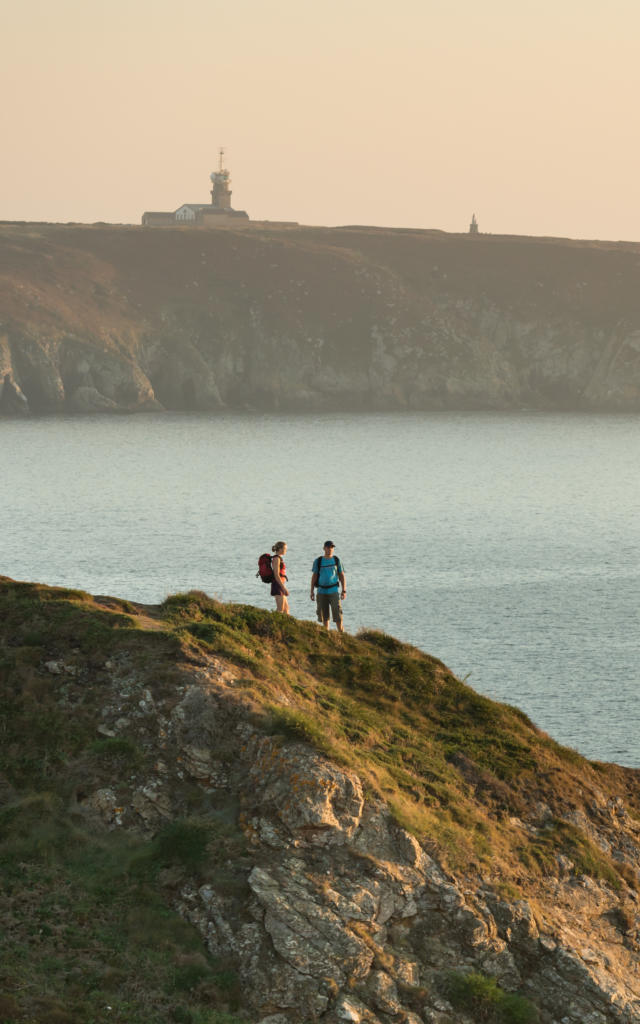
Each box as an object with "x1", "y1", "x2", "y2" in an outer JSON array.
[{"x1": 270, "y1": 541, "x2": 290, "y2": 614}]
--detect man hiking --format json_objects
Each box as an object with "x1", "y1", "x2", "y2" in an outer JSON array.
[{"x1": 310, "y1": 540, "x2": 346, "y2": 632}]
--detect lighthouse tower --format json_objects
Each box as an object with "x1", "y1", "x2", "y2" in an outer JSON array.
[{"x1": 210, "y1": 148, "x2": 233, "y2": 210}]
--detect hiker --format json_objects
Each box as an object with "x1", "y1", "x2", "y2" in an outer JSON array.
[
  {"x1": 310, "y1": 540, "x2": 346, "y2": 632},
  {"x1": 270, "y1": 541, "x2": 290, "y2": 614}
]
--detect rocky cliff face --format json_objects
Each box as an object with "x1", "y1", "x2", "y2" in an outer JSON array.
[
  {"x1": 2, "y1": 223, "x2": 640, "y2": 415},
  {"x1": 3, "y1": 579, "x2": 640, "y2": 1024}
]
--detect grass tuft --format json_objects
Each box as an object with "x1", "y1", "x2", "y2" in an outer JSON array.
[{"x1": 268, "y1": 706, "x2": 334, "y2": 754}]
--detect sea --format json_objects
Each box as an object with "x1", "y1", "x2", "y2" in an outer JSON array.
[{"x1": 2, "y1": 412, "x2": 639, "y2": 768}]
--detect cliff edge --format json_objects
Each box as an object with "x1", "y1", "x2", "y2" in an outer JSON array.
[
  {"x1": 2, "y1": 577, "x2": 640, "y2": 1023},
  {"x1": 2, "y1": 223, "x2": 640, "y2": 415}
]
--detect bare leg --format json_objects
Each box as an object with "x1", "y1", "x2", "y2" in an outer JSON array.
[{"x1": 275, "y1": 595, "x2": 290, "y2": 615}]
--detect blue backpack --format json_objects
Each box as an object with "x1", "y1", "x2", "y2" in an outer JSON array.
[{"x1": 315, "y1": 555, "x2": 342, "y2": 590}]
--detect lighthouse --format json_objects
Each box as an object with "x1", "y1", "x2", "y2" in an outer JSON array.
[
  {"x1": 141, "y1": 148, "x2": 250, "y2": 226},
  {"x1": 210, "y1": 148, "x2": 233, "y2": 210}
]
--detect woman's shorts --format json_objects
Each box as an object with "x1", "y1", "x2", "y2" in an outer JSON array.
[
  {"x1": 271, "y1": 580, "x2": 286, "y2": 597},
  {"x1": 316, "y1": 592, "x2": 342, "y2": 624}
]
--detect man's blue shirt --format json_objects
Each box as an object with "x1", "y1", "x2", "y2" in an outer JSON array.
[{"x1": 312, "y1": 555, "x2": 344, "y2": 594}]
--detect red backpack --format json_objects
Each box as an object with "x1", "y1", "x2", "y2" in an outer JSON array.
[{"x1": 257, "y1": 552, "x2": 274, "y2": 584}]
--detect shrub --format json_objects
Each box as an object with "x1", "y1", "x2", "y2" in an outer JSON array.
[
  {"x1": 441, "y1": 971, "x2": 538, "y2": 1023},
  {"x1": 89, "y1": 737, "x2": 140, "y2": 762},
  {"x1": 153, "y1": 821, "x2": 211, "y2": 870},
  {"x1": 129, "y1": 820, "x2": 213, "y2": 880}
]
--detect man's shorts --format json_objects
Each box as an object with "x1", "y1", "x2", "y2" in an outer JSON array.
[{"x1": 316, "y1": 591, "x2": 342, "y2": 625}]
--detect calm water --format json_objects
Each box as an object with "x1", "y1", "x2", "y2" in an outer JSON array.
[{"x1": 2, "y1": 413, "x2": 639, "y2": 767}]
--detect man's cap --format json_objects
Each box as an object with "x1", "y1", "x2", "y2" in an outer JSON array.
[{"x1": 324, "y1": 540, "x2": 335, "y2": 548}]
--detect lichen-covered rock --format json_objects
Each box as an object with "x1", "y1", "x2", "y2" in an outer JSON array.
[
  {"x1": 330, "y1": 993, "x2": 383, "y2": 1023},
  {"x1": 131, "y1": 779, "x2": 172, "y2": 825},
  {"x1": 81, "y1": 787, "x2": 124, "y2": 826},
  {"x1": 246, "y1": 736, "x2": 364, "y2": 841},
  {"x1": 248, "y1": 864, "x2": 374, "y2": 984},
  {"x1": 366, "y1": 970, "x2": 402, "y2": 1014}
]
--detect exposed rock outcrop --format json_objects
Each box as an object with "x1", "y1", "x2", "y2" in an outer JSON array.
[
  {"x1": 74, "y1": 659, "x2": 640, "y2": 1022},
  {"x1": 2, "y1": 223, "x2": 640, "y2": 414}
]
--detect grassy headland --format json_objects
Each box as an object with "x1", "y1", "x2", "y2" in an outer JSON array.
[{"x1": 1, "y1": 577, "x2": 639, "y2": 1023}]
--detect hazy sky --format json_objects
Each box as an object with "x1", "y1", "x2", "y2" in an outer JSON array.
[{"x1": 3, "y1": 0, "x2": 639, "y2": 239}]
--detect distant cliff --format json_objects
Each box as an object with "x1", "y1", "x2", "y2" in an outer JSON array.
[{"x1": 2, "y1": 222, "x2": 640, "y2": 415}]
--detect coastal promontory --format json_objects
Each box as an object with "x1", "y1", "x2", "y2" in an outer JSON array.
[
  {"x1": 2, "y1": 222, "x2": 640, "y2": 415},
  {"x1": 2, "y1": 576, "x2": 640, "y2": 1022}
]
